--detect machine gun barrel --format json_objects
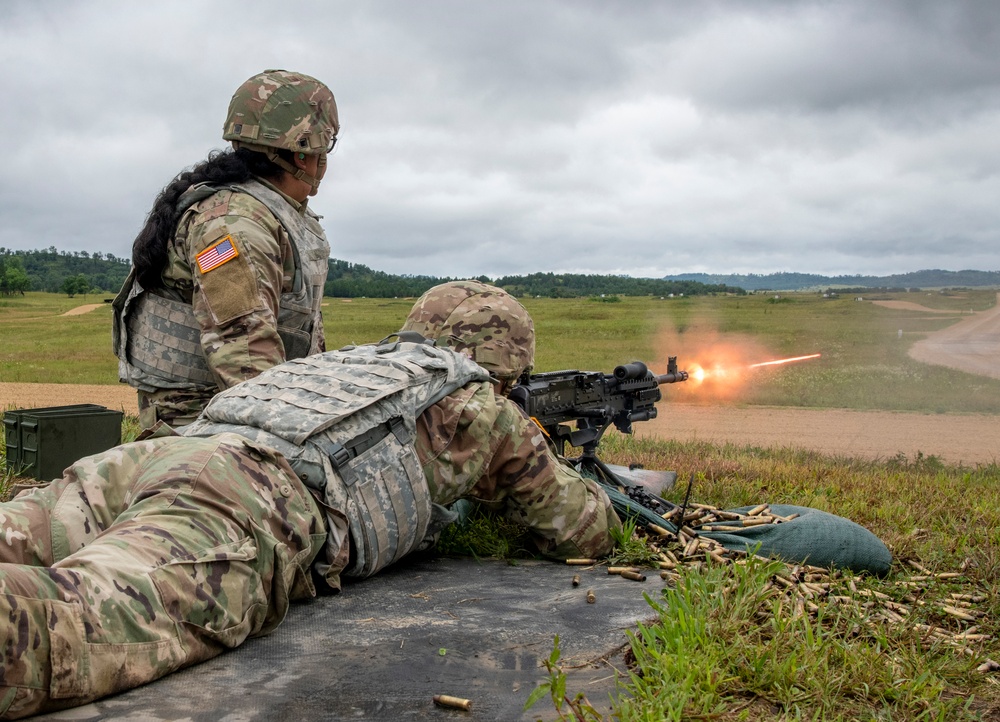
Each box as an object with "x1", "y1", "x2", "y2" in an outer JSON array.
[
  {"x1": 614, "y1": 358, "x2": 689, "y2": 386},
  {"x1": 509, "y1": 356, "x2": 689, "y2": 444},
  {"x1": 656, "y1": 356, "x2": 689, "y2": 385},
  {"x1": 655, "y1": 370, "x2": 689, "y2": 384}
]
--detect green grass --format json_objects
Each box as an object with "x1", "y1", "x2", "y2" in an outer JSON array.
[
  {"x1": 3, "y1": 290, "x2": 998, "y2": 414},
  {"x1": 0, "y1": 293, "x2": 120, "y2": 383},
  {"x1": 531, "y1": 434, "x2": 1000, "y2": 721}
]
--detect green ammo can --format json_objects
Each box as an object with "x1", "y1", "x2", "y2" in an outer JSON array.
[{"x1": 3, "y1": 404, "x2": 123, "y2": 481}]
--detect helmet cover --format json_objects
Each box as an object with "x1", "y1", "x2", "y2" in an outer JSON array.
[
  {"x1": 223, "y1": 69, "x2": 339, "y2": 154},
  {"x1": 401, "y1": 280, "x2": 535, "y2": 383}
]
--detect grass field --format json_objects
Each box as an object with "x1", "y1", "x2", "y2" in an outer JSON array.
[
  {"x1": 2, "y1": 289, "x2": 999, "y2": 413},
  {"x1": 2, "y1": 290, "x2": 999, "y2": 719}
]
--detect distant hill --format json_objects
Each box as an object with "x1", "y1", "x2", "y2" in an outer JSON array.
[{"x1": 663, "y1": 270, "x2": 1000, "y2": 291}]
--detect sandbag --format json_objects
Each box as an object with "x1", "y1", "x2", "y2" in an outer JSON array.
[
  {"x1": 600, "y1": 485, "x2": 891, "y2": 576},
  {"x1": 700, "y1": 504, "x2": 892, "y2": 577}
]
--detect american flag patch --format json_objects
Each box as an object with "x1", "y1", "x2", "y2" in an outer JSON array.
[{"x1": 196, "y1": 236, "x2": 239, "y2": 273}]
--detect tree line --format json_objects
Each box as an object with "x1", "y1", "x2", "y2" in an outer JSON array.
[
  {"x1": 0, "y1": 247, "x2": 131, "y2": 296},
  {"x1": 1, "y1": 248, "x2": 742, "y2": 299},
  {"x1": 667, "y1": 269, "x2": 1000, "y2": 291}
]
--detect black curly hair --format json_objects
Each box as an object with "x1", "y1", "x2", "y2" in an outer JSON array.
[{"x1": 131, "y1": 147, "x2": 289, "y2": 289}]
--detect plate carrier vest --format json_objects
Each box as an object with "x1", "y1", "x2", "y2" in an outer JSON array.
[
  {"x1": 112, "y1": 179, "x2": 329, "y2": 392},
  {"x1": 182, "y1": 339, "x2": 491, "y2": 578}
]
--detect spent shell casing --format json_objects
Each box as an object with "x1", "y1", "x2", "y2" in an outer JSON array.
[
  {"x1": 565, "y1": 558, "x2": 597, "y2": 566},
  {"x1": 953, "y1": 632, "x2": 989, "y2": 641},
  {"x1": 940, "y1": 605, "x2": 978, "y2": 622},
  {"x1": 620, "y1": 570, "x2": 647, "y2": 582},
  {"x1": 433, "y1": 695, "x2": 472, "y2": 711},
  {"x1": 747, "y1": 504, "x2": 769, "y2": 517},
  {"x1": 572, "y1": 574, "x2": 581, "y2": 587},
  {"x1": 586, "y1": 589, "x2": 596, "y2": 604},
  {"x1": 647, "y1": 523, "x2": 673, "y2": 537},
  {"x1": 607, "y1": 566, "x2": 640, "y2": 575}
]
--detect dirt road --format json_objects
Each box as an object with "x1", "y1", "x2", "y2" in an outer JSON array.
[
  {"x1": 637, "y1": 403, "x2": 997, "y2": 465},
  {"x1": 3, "y1": 297, "x2": 999, "y2": 466},
  {"x1": 907, "y1": 293, "x2": 1000, "y2": 381}
]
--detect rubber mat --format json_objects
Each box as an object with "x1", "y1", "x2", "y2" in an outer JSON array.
[{"x1": 36, "y1": 555, "x2": 660, "y2": 721}]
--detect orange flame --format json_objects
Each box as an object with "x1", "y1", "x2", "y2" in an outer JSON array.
[{"x1": 654, "y1": 324, "x2": 821, "y2": 403}]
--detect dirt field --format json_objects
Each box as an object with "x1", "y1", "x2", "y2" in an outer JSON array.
[{"x1": 3, "y1": 297, "x2": 999, "y2": 466}]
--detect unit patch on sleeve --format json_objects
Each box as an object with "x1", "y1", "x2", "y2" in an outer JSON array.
[{"x1": 196, "y1": 236, "x2": 240, "y2": 274}]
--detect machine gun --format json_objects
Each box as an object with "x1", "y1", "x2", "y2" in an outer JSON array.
[{"x1": 509, "y1": 358, "x2": 689, "y2": 528}]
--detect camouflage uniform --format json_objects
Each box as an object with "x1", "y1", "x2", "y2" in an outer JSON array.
[
  {"x1": 0, "y1": 379, "x2": 617, "y2": 719},
  {"x1": 0, "y1": 431, "x2": 327, "y2": 719},
  {"x1": 131, "y1": 179, "x2": 329, "y2": 429},
  {"x1": 417, "y1": 380, "x2": 618, "y2": 561},
  {"x1": 114, "y1": 69, "x2": 338, "y2": 429}
]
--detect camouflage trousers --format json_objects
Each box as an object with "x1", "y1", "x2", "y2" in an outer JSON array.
[{"x1": 0, "y1": 433, "x2": 328, "y2": 719}]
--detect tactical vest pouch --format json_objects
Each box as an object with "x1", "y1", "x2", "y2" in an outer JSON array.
[
  {"x1": 278, "y1": 326, "x2": 313, "y2": 361},
  {"x1": 126, "y1": 292, "x2": 216, "y2": 386},
  {"x1": 329, "y1": 421, "x2": 432, "y2": 578}
]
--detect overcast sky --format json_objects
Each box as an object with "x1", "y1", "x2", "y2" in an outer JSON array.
[{"x1": 1, "y1": 0, "x2": 998, "y2": 279}]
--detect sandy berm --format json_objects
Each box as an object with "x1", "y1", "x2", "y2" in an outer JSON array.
[{"x1": 2, "y1": 296, "x2": 999, "y2": 465}]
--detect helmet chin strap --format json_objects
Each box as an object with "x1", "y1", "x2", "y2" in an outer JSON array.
[
  {"x1": 233, "y1": 141, "x2": 323, "y2": 194},
  {"x1": 264, "y1": 148, "x2": 323, "y2": 195}
]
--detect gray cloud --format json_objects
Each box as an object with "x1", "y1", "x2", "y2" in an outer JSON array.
[{"x1": 1, "y1": 0, "x2": 998, "y2": 278}]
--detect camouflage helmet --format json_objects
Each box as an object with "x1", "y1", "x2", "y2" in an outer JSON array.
[
  {"x1": 401, "y1": 280, "x2": 535, "y2": 384},
  {"x1": 223, "y1": 69, "x2": 339, "y2": 155}
]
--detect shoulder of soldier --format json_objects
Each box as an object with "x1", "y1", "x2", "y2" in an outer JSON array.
[{"x1": 183, "y1": 187, "x2": 282, "y2": 235}]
